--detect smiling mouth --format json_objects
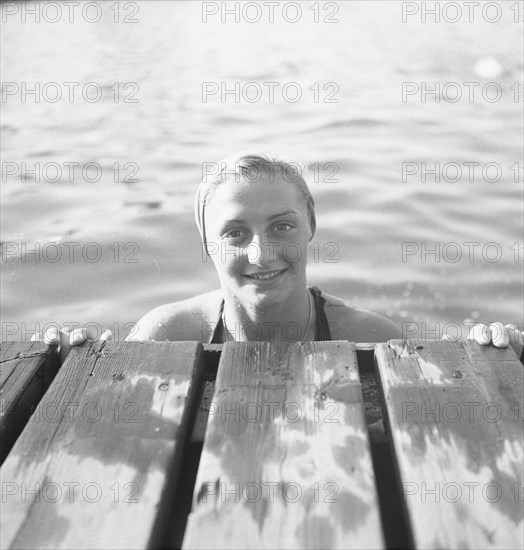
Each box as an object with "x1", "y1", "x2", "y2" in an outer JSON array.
[{"x1": 244, "y1": 269, "x2": 286, "y2": 281}]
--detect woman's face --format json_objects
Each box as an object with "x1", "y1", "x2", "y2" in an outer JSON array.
[{"x1": 204, "y1": 172, "x2": 312, "y2": 308}]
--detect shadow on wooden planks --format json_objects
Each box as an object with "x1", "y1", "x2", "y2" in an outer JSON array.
[
  {"x1": 0, "y1": 341, "x2": 61, "y2": 465},
  {"x1": 375, "y1": 339, "x2": 524, "y2": 550},
  {"x1": 0, "y1": 340, "x2": 205, "y2": 550}
]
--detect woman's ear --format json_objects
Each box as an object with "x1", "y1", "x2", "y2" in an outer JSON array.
[{"x1": 308, "y1": 212, "x2": 316, "y2": 241}]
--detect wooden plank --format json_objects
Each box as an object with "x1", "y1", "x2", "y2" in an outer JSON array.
[
  {"x1": 183, "y1": 341, "x2": 385, "y2": 550},
  {"x1": 0, "y1": 340, "x2": 204, "y2": 550},
  {"x1": 375, "y1": 339, "x2": 524, "y2": 550},
  {"x1": 0, "y1": 342, "x2": 60, "y2": 465},
  {"x1": 191, "y1": 375, "x2": 385, "y2": 444},
  {"x1": 191, "y1": 345, "x2": 385, "y2": 445}
]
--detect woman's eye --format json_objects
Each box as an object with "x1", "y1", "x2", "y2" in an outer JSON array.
[
  {"x1": 274, "y1": 223, "x2": 293, "y2": 232},
  {"x1": 223, "y1": 229, "x2": 244, "y2": 240}
]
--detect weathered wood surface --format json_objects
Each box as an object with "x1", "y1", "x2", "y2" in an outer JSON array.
[
  {"x1": 0, "y1": 340, "x2": 204, "y2": 550},
  {"x1": 183, "y1": 341, "x2": 384, "y2": 550},
  {"x1": 375, "y1": 339, "x2": 524, "y2": 550},
  {"x1": 190, "y1": 344, "x2": 384, "y2": 444},
  {"x1": 0, "y1": 342, "x2": 60, "y2": 464}
]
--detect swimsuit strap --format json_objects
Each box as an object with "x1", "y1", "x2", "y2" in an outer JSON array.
[
  {"x1": 309, "y1": 286, "x2": 333, "y2": 341},
  {"x1": 209, "y1": 299, "x2": 226, "y2": 344},
  {"x1": 208, "y1": 286, "x2": 332, "y2": 344}
]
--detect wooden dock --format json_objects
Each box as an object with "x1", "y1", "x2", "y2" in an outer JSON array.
[{"x1": 0, "y1": 339, "x2": 522, "y2": 549}]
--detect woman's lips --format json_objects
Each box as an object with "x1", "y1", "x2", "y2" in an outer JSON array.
[{"x1": 244, "y1": 269, "x2": 287, "y2": 281}]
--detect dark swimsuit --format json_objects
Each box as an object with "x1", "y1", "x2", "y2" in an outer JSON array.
[{"x1": 209, "y1": 286, "x2": 332, "y2": 343}]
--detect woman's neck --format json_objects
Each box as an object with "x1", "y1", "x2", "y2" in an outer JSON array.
[{"x1": 222, "y1": 287, "x2": 315, "y2": 343}]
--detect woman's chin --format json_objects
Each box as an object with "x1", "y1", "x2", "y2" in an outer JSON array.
[
  {"x1": 236, "y1": 283, "x2": 289, "y2": 308},
  {"x1": 222, "y1": 270, "x2": 303, "y2": 306}
]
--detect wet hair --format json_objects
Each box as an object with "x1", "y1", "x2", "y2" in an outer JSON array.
[{"x1": 195, "y1": 153, "x2": 316, "y2": 256}]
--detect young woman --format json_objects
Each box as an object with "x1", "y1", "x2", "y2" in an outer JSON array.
[{"x1": 38, "y1": 154, "x2": 523, "y2": 359}]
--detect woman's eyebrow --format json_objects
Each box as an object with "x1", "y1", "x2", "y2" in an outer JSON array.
[
  {"x1": 222, "y1": 211, "x2": 298, "y2": 224},
  {"x1": 269, "y1": 210, "x2": 298, "y2": 219}
]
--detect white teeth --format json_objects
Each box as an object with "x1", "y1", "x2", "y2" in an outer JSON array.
[{"x1": 249, "y1": 270, "x2": 282, "y2": 280}]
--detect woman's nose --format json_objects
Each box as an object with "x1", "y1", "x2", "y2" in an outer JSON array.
[{"x1": 246, "y1": 235, "x2": 274, "y2": 265}]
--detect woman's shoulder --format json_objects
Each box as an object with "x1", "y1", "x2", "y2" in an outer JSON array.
[
  {"x1": 319, "y1": 290, "x2": 403, "y2": 342},
  {"x1": 127, "y1": 289, "x2": 223, "y2": 342}
]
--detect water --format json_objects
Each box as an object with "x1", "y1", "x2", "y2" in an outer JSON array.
[{"x1": 1, "y1": 1, "x2": 523, "y2": 341}]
